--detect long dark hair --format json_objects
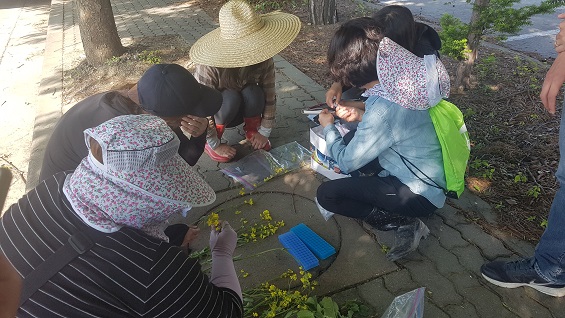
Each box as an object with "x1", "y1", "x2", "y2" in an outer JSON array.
[
  {"x1": 327, "y1": 17, "x2": 383, "y2": 88},
  {"x1": 372, "y1": 5, "x2": 416, "y2": 53}
]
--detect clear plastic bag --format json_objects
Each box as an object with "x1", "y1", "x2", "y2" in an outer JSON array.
[
  {"x1": 381, "y1": 287, "x2": 425, "y2": 318},
  {"x1": 315, "y1": 197, "x2": 334, "y2": 221},
  {"x1": 221, "y1": 142, "x2": 311, "y2": 191}
]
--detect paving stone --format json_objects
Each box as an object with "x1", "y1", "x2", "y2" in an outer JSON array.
[
  {"x1": 458, "y1": 223, "x2": 513, "y2": 260},
  {"x1": 382, "y1": 269, "x2": 420, "y2": 295},
  {"x1": 451, "y1": 245, "x2": 488, "y2": 275},
  {"x1": 201, "y1": 169, "x2": 231, "y2": 192},
  {"x1": 355, "y1": 278, "x2": 396, "y2": 315},
  {"x1": 436, "y1": 204, "x2": 470, "y2": 226},
  {"x1": 418, "y1": 235, "x2": 466, "y2": 275},
  {"x1": 449, "y1": 191, "x2": 498, "y2": 225},
  {"x1": 425, "y1": 300, "x2": 450, "y2": 318},
  {"x1": 443, "y1": 301, "x2": 480, "y2": 317},
  {"x1": 403, "y1": 258, "x2": 463, "y2": 307},
  {"x1": 490, "y1": 228, "x2": 536, "y2": 258},
  {"x1": 450, "y1": 272, "x2": 516, "y2": 318},
  {"x1": 429, "y1": 222, "x2": 469, "y2": 250},
  {"x1": 315, "y1": 217, "x2": 397, "y2": 295},
  {"x1": 496, "y1": 288, "x2": 556, "y2": 318}
]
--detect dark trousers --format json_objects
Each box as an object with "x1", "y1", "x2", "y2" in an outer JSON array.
[
  {"x1": 316, "y1": 175, "x2": 437, "y2": 219},
  {"x1": 215, "y1": 85, "x2": 265, "y2": 127}
]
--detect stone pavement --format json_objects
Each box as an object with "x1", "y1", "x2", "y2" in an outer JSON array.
[
  {"x1": 0, "y1": 0, "x2": 50, "y2": 212},
  {"x1": 12, "y1": 0, "x2": 565, "y2": 316}
]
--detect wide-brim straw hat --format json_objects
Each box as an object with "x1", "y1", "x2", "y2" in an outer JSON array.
[{"x1": 189, "y1": 0, "x2": 301, "y2": 68}]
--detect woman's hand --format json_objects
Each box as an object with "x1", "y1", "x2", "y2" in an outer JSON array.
[
  {"x1": 555, "y1": 13, "x2": 565, "y2": 53},
  {"x1": 325, "y1": 82, "x2": 343, "y2": 107},
  {"x1": 213, "y1": 144, "x2": 236, "y2": 159},
  {"x1": 209, "y1": 221, "x2": 237, "y2": 257},
  {"x1": 181, "y1": 225, "x2": 200, "y2": 250},
  {"x1": 318, "y1": 109, "x2": 335, "y2": 127},
  {"x1": 180, "y1": 115, "x2": 208, "y2": 138},
  {"x1": 335, "y1": 105, "x2": 364, "y2": 122},
  {"x1": 249, "y1": 133, "x2": 269, "y2": 150}
]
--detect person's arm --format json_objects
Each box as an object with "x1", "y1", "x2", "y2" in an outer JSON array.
[
  {"x1": 259, "y1": 58, "x2": 276, "y2": 133},
  {"x1": 194, "y1": 65, "x2": 225, "y2": 149},
  {"x1": 249, "y1": 59, "x2": 276, "y2": 149},
  {"x1": 175, "y1": 128, "x2": 206, "y2": 166},
  {"x1": 325, "y1": 82, "x2": 343, "y2": 106},
  {"x1": 0, "y1": 254, "x2": 21, "y2": 318},
  {"x1": 540, "y1": 50, "x2": 565, "y2": 114},
  {"x1": 335, "y1": 105, "x2": 365, "y2": 122},
  {"x1": 554, "y1": 13, "x2": 565, "y2": 53},
  {"x1": 209, "y1": 221, "x2": 242, "y2": 300},
  {"x1": 318, "y1": 101, "x2": 393, "y2": 173}
]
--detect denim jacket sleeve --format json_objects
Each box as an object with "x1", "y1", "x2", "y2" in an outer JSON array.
[{"x1": 323, "y1": 97, "x2": 394, "y2": 174}]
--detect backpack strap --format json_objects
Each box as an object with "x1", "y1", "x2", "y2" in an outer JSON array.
[
  {"x1": 19, "y1": 231, "x2": 94, "y2": 306},
  {"x1": 389, "y1": 147, "x2": 458, "y2": 199}
]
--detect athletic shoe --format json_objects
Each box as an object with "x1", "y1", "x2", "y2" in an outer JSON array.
[{"x1": 481, "y1": 257, "x2": 565, "y2": 297}]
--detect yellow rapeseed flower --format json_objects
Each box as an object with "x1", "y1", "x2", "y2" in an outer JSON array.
[
  {"x1": 206, "y1": 212, "x2": 220, "y2": 230},
  {"x1": 260, "y1": 210, "x2": 272, "y2": 221}
]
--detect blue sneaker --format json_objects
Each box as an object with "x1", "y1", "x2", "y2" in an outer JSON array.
[{"x1": 481, "y1": 257, "x2": 565, "y2": 297}]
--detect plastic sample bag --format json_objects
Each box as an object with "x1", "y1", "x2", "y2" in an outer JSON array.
[
  {"x1": 381, "y1": 287, "x2": 425, "y2": 318},
  {"x1": 221, "y1": 141, "x2": 311, "y2": 191}
]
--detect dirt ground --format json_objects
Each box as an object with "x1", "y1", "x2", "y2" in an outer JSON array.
[{"x1": 62, "y1": 0, "x2": 560, "y2": 243}]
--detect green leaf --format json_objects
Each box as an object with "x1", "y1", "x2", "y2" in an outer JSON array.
[
  {"x1": 320, "y1": 297, "x2": 339, "y2": 317},
  {"x1": 297, "y1": 310, "x2": 316, "y2": 318}
]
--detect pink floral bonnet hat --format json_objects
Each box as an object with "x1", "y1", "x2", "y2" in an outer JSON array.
[
  {"x1": 63, "y1": 115, "x2": 215, "y2": 239},
  {"x1": 374, "y1": 37, "x2": 450, "y2": 110}
]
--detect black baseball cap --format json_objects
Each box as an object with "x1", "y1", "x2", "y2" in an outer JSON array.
[{"x1": 137, "y1": 64, "x2": 222, "y2": 117}]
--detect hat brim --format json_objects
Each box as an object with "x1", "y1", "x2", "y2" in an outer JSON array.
[
  {"x1": 377, "y1": 37, "x2": 450, "y2": 110},
  {"x1": 112, "y1": 154, "x2": 217, "y2": 207},
  {"x1": 154, "y1": 155, "x2": 217, "y2": 207},
  {"x1": 189, "y1": 11, "x2": 301, "y2": 68}
]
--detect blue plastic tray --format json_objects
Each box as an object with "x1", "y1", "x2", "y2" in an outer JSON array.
[
  {"x1": 290, "y1": 223, "x2": 336, "y2": 260},
  {"x1": 278, "y1": 231, "x2": 319, "y2": 270}
]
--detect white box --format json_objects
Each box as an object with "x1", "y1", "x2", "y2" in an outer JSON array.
[{"x1": 309, "y1": 124, "x2": 350, "y2": 180}]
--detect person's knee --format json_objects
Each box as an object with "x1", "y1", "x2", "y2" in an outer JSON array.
[
  {"x1": 316, "y1": 182, "x2": 336, "y2": 206},
  {"x1": 222, "y1": 89, "x2": 242, "y2": 107},
  {"x1": 241, "y1": 85, "x2": 265, "y2": 117},
  {"x1": 216, "y1": 89, "x2": 243, "y2": 124}
]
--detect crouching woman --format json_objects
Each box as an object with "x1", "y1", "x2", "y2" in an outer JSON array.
[{"x1": 316, "y1": 17, "x2": 448, "y2": 261}]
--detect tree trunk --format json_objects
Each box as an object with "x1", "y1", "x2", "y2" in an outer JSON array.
[
  {"x1": 454, "y1": 0, "x2": 489, "y2": 93},
  {"x1": 309, "y1": 0, "x2": 338, "y2": 25},
  {"x1": 77, "y1": 0, "x2": 125, "y2": 67}
]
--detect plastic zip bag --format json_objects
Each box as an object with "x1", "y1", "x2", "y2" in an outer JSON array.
[
  {"x1": 381, "y1": 287, "x2": 425, "y2": 318},
  {"x1": 221, "y1": 141, "x2": 311, "y2": 191}
]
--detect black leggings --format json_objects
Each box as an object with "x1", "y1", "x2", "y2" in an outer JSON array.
[
  {"x1": 214, "y1": 85, "x2": 265, "y2": 127},
  {"x1": 316, "y1": 175, "x2": 437, "y2": 219}
]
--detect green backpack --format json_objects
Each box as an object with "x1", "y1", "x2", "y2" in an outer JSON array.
[
  {"x1": 428, "y1": 100, "x2": 470, "y2": 198},
  {"x1": 390, "y1": 99, "x2": 470, "y2": 199}
]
